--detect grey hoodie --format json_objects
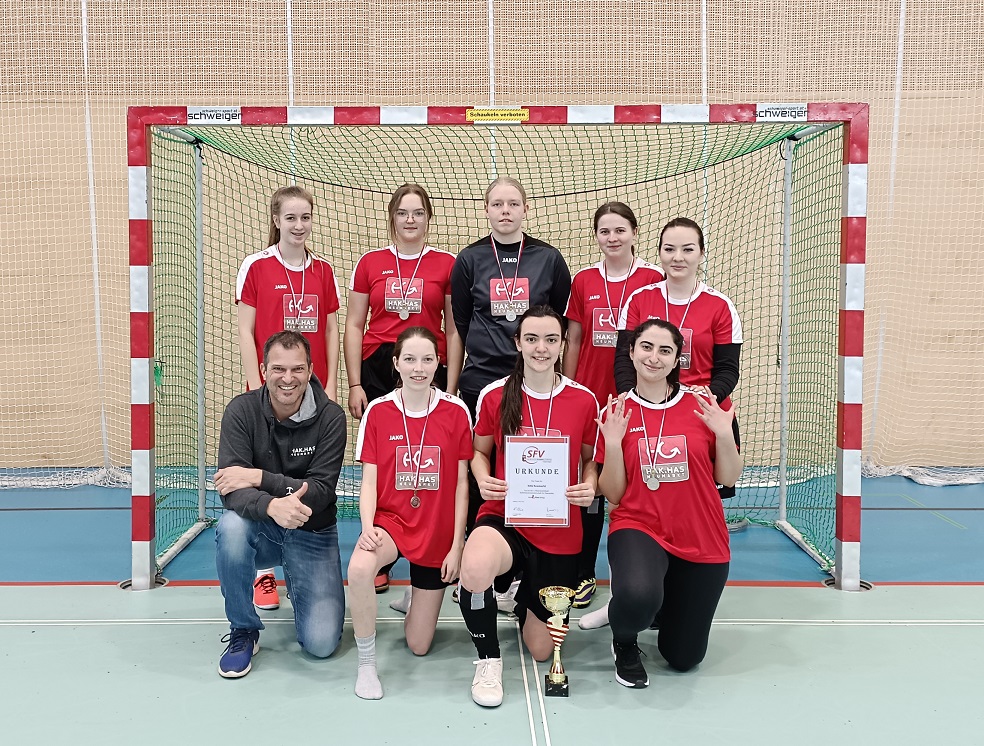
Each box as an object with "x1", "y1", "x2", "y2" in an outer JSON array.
[{"x1": 217, "y1": 376, "x2": 347, "y2": 532}]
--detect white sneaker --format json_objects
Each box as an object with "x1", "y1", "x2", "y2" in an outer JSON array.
[
  {"x1": 471, "y1": 657, "x2": 504, "y2": 707},
  {"x1": 388, "y1": 586, "x2": 412, "y2": 614},
  {"x1": 578, "y1": 599, "x2": 610, "y2": 630},
  {"x1": 495, "y1": 579, "x2": 521, "y2": 614}
]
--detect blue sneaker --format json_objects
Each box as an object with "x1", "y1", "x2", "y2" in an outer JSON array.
[{"x1": 218, "y1": 629, "x2": 260, "y2": 678}]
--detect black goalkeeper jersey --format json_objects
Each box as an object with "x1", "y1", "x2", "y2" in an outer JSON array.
[{"x1": 450, "y1": 233, "x2": 572, "y2": 397}]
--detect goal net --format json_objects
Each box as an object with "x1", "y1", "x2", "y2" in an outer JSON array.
[{"x1": 141, "y1": 107, "x2": 853, "y2": 577}]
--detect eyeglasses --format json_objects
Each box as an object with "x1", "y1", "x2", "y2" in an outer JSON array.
[{"x1": 395, "y1": 210, "x2": 428, "y2": 220}]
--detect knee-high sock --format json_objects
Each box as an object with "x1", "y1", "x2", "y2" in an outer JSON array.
[{"x1": 459, "y1": 586, "x2": 499, "y2": 659}]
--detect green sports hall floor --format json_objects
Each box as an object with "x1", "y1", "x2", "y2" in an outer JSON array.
[{"x1": 2, "y1": 475, "x2": 983, "y2": 744}]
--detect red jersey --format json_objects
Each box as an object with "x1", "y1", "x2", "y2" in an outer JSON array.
[
  {"x1": 474, "y1": 376, "x2": 599, "y2": 555},
  {"x1": 236, "y1": 246, "x2": 341, "y2": 388},
  {"x1": 356, "y1": 389, "x2": 473, "y2": 568},
  {"x1": 618, "y1": 281, "x2": 742, "y2": 390},
  {"x1": 565, "y1": 259, "x2": 663, "y2": 404},
  {"x1": 594, "y1": 388, "x2": 730, "y2": 563},
  {"x1": 349, "y1": 246, "x2": 455, "y2": 362}
]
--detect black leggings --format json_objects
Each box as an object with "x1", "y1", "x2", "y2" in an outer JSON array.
[
  {"x1": 608, "y1": 529, "x2": 729, "y2": 672},
  {"x1": 459, "y1": 389, "x2": 486, "y2": 530}
]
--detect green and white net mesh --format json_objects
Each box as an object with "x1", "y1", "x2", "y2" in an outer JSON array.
[{"x1": 150, "y1": 122, "x2": 842, "y2": 568}]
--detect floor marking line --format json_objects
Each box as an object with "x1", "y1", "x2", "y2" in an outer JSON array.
[
  {"x1": 514, "y1": 621, "x2": 539, "y2": 746},
  {"x1": 899, "y1": 494, "x2": 968, "y2": 529},
  {"x1": 531, "y1": 652, "x2": 552, "y2": 746}
]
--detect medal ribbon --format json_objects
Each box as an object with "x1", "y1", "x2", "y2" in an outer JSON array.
[
  {"x1": 393, "y1": 245, "x2": 427, "y2": 308},
  {"x1": 602, "y1": 258, "x2": 634, "y2": 328},
  {"x1": 636, "y1": 388, "x2": 669, "y2": 479},
  {"x1": 399, "y1": 387, "x2": 434, "y2": 495},
  {"x1": 278, "y1": 244, "x2": 307, "y2": 321},
  {"x1": 524, "y1": 378, "x2": 557, "y2": 436},
  {"x1": 490, "y1": 234, "x2": 525, "y2": 309}
]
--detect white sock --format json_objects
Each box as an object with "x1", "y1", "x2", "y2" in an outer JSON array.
[
  {"x1": 355, "y1": 633, "x2": 383, "y2": 699},
  {"x1": 388, "y1": 586, "x2": 412, "y2": 614},
  {"x1": 578, "y1": 599, "x2": 610, "y2": 630},
  {"x1": 256, "y1": 568, "x2": 275, "y2": 579}
]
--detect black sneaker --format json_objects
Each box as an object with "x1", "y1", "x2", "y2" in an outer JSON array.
[{"x1": 612, "y1": 641, "x2": 649, "y2": 688}]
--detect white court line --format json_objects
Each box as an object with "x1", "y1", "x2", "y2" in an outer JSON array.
[
  {"x1": 512, "y1": 620, "x2": 539, "y2": 746},
  {"x1": 530, "y1": 655, "x2": 553, "y2": 746}
]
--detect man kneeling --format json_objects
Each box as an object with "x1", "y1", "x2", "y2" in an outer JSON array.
[{"x1": 213, "y1": 330, "x2": 347, "y2": 678}]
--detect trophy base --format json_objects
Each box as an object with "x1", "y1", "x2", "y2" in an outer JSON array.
[{"x1": 544, "y1": 675, "x2": 569, "y2": 697}]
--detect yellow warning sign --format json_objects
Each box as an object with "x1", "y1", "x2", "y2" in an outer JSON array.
[{"x1": 466, "y1": 108, "x2": 530, "y2": 123}]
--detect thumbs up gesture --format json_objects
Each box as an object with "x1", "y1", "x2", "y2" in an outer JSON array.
[{"x1": 266, "y1": 481, "x2": 313, "y2": 529}]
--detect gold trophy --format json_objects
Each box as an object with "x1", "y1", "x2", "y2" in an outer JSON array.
[{"x1": 539, "y1": 585, "x2": 576, "y2": 696}]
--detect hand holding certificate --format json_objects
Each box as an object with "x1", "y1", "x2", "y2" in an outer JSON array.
[{"x1": 504, "y1": 436, "x2": 570, "y2": 527}]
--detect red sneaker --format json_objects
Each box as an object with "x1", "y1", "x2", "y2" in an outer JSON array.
[
  {"x1": 252, "y1": 573, "x2": 281, "y2": 610},
  {"x1": 374, "y1": 571, "x2": 390, "y2": 594}
]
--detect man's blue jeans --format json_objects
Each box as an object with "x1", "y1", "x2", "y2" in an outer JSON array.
[{"x1": 215, "y1": 510, "x2": 344, "y2": 658}]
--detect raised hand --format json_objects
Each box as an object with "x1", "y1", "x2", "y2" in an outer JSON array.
[
  {"x1": 596, "y1": 393, "x2": 631, "y2": 443},
  {"x1": 691, "y1": 386, "x2": 736, "y2": 439}
]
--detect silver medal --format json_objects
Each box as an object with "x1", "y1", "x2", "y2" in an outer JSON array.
[
  {"x1": 410, "y1": 494, "x2": 421, "y2": 509},
  {"x1": 646, "y1": 477, "x2": 660, "y2": 491},
  {"x1": 399, "y1": 310, "x2": 410, "y2": 321},
  {"x1": 505, "y1": 311, "x2": 517, "y2": 322}
]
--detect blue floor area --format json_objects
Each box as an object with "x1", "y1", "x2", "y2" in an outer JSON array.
[{"x1": 1, "y1": 476, "x2": 981, "y2": 583}]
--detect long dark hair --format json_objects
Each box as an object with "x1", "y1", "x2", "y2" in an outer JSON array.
[
  {"x1": 501, "y1": 306, "x2": 565, "y2": 436},
  {"x1": 630, "y1": 318, "x2": 684, "y2": 390}
]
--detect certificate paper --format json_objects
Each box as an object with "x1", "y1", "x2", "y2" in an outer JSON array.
[{"x1": 504, "y1": 435, "x2": 570, "y2": 527}]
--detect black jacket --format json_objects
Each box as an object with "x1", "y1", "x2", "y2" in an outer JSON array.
[{"x1": 217, "y1": 377, "x2": 347, "y2": 532}]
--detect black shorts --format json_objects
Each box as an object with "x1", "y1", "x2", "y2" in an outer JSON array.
[
  {"x1": 379, "y1": 551, "x2": 451, "y2": 591},
  {"x1": 361, "y1": 343, "x2": 449, "y2": 404},
  {"x1": 473, "y1": 514, "x2": 577, "y2": 624}
]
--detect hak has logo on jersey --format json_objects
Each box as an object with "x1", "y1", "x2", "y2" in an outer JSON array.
[
  {"x1": 383, "y1": 278, "x2": 424, "y2": 315},
  {"x1": 489, "y1": 278, "x2": 530, "y2": 318},
  {"x1": 637, "y1": 435, "x2": 689, "y2": 483},
  {"x1": 395, "y1": 445, "x2": 441, "y2": 490},
  {"x1": 591, "y1": 308, "x2": 618, "y2": 347},
  {"x1": 283, "y1": 294, "x2": 319, "y2": 332}
]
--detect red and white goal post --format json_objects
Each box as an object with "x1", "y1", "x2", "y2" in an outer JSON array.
[{"x1": 127, "y1": 102, "x2": 866, "y2": 590}]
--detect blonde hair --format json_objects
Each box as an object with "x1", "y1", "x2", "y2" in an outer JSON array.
[
  {"x1": 484, "y1": 177, "x2": 527, "y2": 205},
  {"x1": 266, "y1": 186, "x2": 314, "y2": 248}
]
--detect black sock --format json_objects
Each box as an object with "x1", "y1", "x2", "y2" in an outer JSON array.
[{"x1": 459, "y1": 586, "x2": 500, "y2": 659}]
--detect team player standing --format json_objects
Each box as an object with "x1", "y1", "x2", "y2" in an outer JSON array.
[
  {"x1": 235, "y1": 186, "x2": 342, "y2": 612},
  {"x1": 563, "y1": 202, "x2": 663, "y2": 609},
  {"x1": 219, "y1": 182, "x2": 742, "y2": 701}
]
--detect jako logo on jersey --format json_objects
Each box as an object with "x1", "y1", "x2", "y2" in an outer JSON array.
[
  {"x1": 388, "y1": 434, "x2": 404, "y2": 441},
  {"x1": 381, "y1": 270, "x2": 395, "y2": 275},
  {"x1": 290, "y1": 445, "x2": 316, "y2": 457},
  {"x1": 500, "y1": 257, "x2": 518, "y2": 263},
  {"x1": 588, "y1": 294, "x2": 601, "y2": 301},
  {"x1": 629, "y1": 426, "x2": 644, "y2": 433},
  {"x1": 274, "y1": 284, "x2": 288, "y2": 290}
]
